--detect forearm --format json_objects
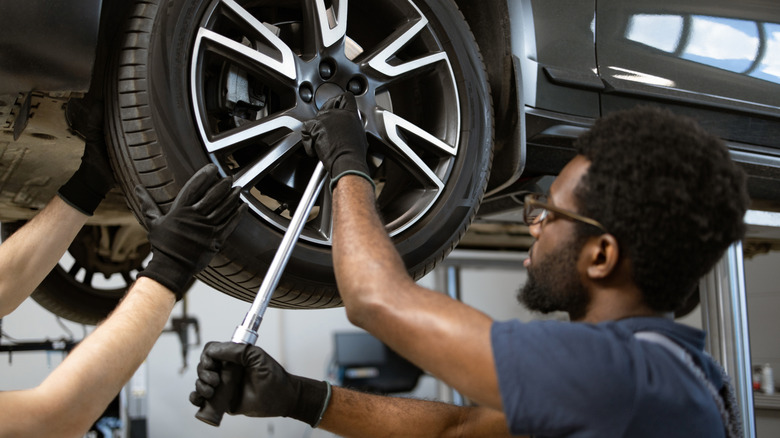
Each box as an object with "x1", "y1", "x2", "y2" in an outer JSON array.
[
  {"x1": 331, "y1": 176, "x2": 414, "y2": 315},
  {"x1": 331, "y1": 176, "x2": 502, "y2": 408},
  {"x1": 0, "y1": 196, "x2": 88, "y2": 317},
  {"x1": 0, "y1": 277, "x2": 175, "y2": 438},
  {"x1": 319, "y1": 386, "x2": 515, "y2": 438}
]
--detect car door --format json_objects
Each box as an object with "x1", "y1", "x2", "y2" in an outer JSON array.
[{"x1": 596, "y1": 0, "x2": 780, "y2": 150}]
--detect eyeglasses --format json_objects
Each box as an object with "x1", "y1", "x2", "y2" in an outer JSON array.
[{"x1": 523, "y1": 193, "x2": 607, "y2": 232}]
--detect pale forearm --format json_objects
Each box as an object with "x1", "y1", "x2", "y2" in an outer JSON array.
[
  {"x1": 319, "y1": 386, "x2": 514, "y2": 438},
  {"x1": 0, "y1": 196, "x2": 87, "y2": 317},
  {"x1": 29, "y1": 278, "x2": 174, "y2": 437}
]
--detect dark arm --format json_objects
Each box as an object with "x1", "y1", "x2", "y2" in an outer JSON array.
[
  {"x1": 319, "y1": 386, "x2": 516, "y2": 438},
  {"x1": 331, "y1": 175, "x2": 502, "y2": 410}
]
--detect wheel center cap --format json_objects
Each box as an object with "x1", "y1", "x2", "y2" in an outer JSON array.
[{"x1": 314, "y1": 83, "x2": 345, "y2": 109}]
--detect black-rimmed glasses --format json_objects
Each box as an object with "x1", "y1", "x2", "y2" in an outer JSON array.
[{"x1": 523, "y1": 193, "x2": 607, "y2": 232}]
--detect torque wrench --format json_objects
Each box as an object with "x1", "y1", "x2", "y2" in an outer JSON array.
[{"x1": 196, "y1": 161, "x2": 327, "y2": 426}]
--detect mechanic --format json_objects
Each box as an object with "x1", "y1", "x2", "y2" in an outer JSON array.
[
  {"x1": 190, "y1": 92, "x2": 747, "y2": 437},
  {"x1": 0, "y1": 99, "x2": 246, "y2": 438}
]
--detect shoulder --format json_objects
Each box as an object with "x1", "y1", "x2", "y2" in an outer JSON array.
[
  {"x1": 491, "y1": 320, "x2": 643, "y2": 434},
  {"x1": 491, "y1": 319, "x2": 643, "y2": 387},
  {"x1": 491, "y1": 318, "x2": 725, "y2": 437},
  {"x1": 491, "y1": 319, "x2": 638, "y2": 355}
]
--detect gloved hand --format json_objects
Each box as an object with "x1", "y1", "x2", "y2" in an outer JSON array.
[
  {"x1": 301, "y1": 92, "x2": 374, "y2": 192},
  {"x1": 57, "y1": 98, "x2": 116, "y2": 215},
  {"x1": 189, "y1": 341, "x2": 332, "y2": 428},
  {"x1": 135, "y1": 164, "x2": 246, "y2": 300}
]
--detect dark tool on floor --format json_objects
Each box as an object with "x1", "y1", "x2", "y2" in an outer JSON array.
[{"x1": 163, "y1": 297, "x2": 201, "y2": 374}]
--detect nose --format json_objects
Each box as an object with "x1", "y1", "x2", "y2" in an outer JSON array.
[{"x1": 528, "y1": 221, "x2": 542, "y2": 238}]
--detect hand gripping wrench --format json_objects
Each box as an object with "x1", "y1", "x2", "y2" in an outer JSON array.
[{"x1": 196, "y1": 161, "x2": 327, "y2": 426}]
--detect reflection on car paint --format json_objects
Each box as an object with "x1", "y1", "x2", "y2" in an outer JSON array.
[
  {"x1": 627, "y1": 14, "x2": 780, "y2": 84},
  {"x1": 604, "y1": 66, "x2": 675, "y2": 88}
]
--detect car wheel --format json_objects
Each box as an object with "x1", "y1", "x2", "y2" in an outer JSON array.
[
  {"x1": 1, "y1": 222, "x2": 150, "y2": 325},
  {"x1": 106, "y1": 0, "x2": 493, "y2": 308}
]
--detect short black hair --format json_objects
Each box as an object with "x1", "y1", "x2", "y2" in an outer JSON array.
[{"x1": 573, "y1": 106, "x2": 749, "y2": 313}]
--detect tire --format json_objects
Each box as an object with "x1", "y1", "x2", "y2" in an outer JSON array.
[
  {"x1": 1, "y1": 222, "x2": 150, "y2": 325},
  {"x1": 106, "y1": 0, "x2": 493, "y2": 308}
]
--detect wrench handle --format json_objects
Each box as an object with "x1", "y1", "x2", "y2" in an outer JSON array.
[
  {"x1": 195, "y1": 358, "x2": 243, "y2": 426},
  {"x1": 195, "y1": 163, "x2": 326, "y2": 427}
]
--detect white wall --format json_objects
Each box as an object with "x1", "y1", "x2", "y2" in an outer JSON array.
[
  {"x1": 745, "y1": 250, "x2": 780, "y2": 386},
  {"x1": 744, "y1": 249, "x2": 780, "y2": 437}
]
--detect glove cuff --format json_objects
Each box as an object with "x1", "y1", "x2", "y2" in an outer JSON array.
[
  {"x1": 57, "y1": 166, "x2": 109, "y2": 216},
  {"x1": 138, "y1": 251, "x2": 193, "y2": 301},
  {"x1": 290, "y1": 378, "x2": 332, "y2": 428},
  {"x1": 330, "y1": 170, "x2": 375, "y2": 192},
  {"x1": 312, "y1": 381, "x2": 332, "y2": 428}
]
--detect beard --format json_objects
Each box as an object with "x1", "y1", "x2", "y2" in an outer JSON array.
[{"x1": 518, "y1": 236, "x2": 590, "y2": 321}]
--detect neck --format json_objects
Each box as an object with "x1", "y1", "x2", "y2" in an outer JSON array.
[{"x1": 576, "y1": 285, "x2": 662, "y2": 323}]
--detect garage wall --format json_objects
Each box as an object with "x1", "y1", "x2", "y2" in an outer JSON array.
[{"x1": 745, "y1": 250, "x2": 780, "y2": 437}]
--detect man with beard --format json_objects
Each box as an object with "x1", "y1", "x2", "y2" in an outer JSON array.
[{"x1": 191, "y1": 93, "x2": 748, "y2": 437}]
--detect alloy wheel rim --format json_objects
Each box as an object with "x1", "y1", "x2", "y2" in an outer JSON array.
[{"x1": 190, "y1": 0, "x2": 461, "y2": 245}]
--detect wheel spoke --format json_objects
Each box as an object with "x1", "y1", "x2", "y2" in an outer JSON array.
[
  {"x1": 197, "y1": 0, "x2": 297, "y2": 80},
  {"x1": 203, "y1": 113, "x2": 301, "y2": 153},
  {"x1": 309, "y1": 0, "x2": 348, "y2": 48},
  {"x1": 380, "y1": 110, "x2": 455, "y2": 190},
  {"x1": 310, "y1": 190, "x2": 334, "y2": 243},
  {"x1": 193, "y1": 27, "x2": 295, "y2": 81},
  {"x1": 365, "y1": 4, "x2": 448, "y2": 79},
  {"x1": 232, "y1": 131, "x2": 301, "y2": 190},
  {"x1": 192, "y1": 0, "x2": 302, "y2": 153}
]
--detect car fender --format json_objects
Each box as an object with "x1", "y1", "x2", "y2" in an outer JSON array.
[{"x1": 0, "y1": 0, "x2": 103, "y2": 95}]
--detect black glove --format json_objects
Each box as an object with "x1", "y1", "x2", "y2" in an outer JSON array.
[
  {"x1": 135, "y1": 164, "x2": 246, "y2": 300},
  {"x1": 57, "y1": 99, "x2": 116, "y2": 215},
  {"x1": 301, "y1": 92, "x2": 374, "y2": 192},
  {"x1": 189, "y1": 341, "x2": 332, "y2": 428}
]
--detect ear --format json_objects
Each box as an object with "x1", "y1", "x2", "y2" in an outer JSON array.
[{"x1": 584, "y1": 234, "x2": 620, "y2": 280}]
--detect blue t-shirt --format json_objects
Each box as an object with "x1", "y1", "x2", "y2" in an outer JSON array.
[{"x1": 491, "y1": 317, "x2": 725, "y2": 437}]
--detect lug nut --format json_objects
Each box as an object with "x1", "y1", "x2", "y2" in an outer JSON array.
[
  {"x1": 347, "y1": 78, "x2": 364, "y2": 95},
  {"x1": 319, "y1": 61, "x2": 334, "y2": 79},
  {"x1": 299, "y1": 84, "x2": 313, "y2": 102}
]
